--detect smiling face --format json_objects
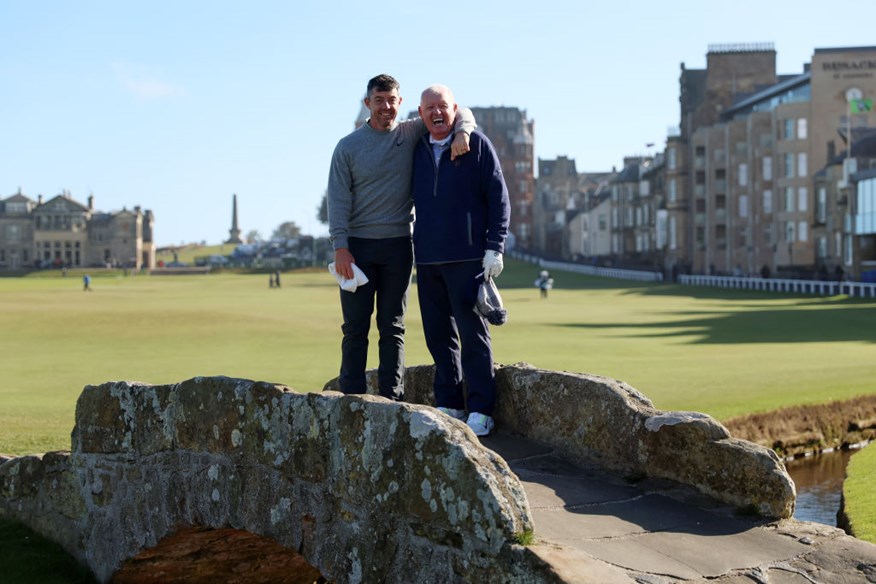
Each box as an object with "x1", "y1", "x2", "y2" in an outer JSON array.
[
  {"x1": 418, "y1": 85, "x2": 457, "y2": 141},
  {"x1": 364, "y1": 87, "x2": 401, "y2": 131}
]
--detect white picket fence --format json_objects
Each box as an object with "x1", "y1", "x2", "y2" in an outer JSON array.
[
  {"x1": 511, "y1": 252, "x2": 876, "y2": 298},
  {"x1": 679, "y1": 274, "x2": 876, "y2": 298}
]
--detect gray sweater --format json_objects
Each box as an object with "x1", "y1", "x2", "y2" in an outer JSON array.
[{"x1": 327, "y1": 110, "x2": 475, "y2": 250}]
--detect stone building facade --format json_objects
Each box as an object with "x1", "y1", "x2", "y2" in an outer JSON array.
[
  {"x1": 471, "y1": 107, "x2": 535, "y2": 250},
  {"x1": 676, "y1": 45, "x2": 876, "y2": 278},
  {"x1": 0, "y1": 190, "x2": 156, "y2": 270},
  {"x1": 532, "y1": 44, "x2": 876, "y2": 281}
]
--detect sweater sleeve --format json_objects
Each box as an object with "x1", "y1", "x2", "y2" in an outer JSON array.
[
  {"x1": 455, "y1": 106, "x2": 477, "y2": 135},
  {"x1": 327, "y1": 141, "x2": 353, "y2": 250}
]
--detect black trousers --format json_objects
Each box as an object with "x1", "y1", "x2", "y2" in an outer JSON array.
[
  {"x1": 338, "y1": 236, "x2": 413, "y2": 399},
  {"x1": 416, "y1": 260, "x2": 496, "y2": 416}
]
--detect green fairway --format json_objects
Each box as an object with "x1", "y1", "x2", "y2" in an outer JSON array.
[{"x1": 1, "y1": 259, "x2": 875, "y2": 455}]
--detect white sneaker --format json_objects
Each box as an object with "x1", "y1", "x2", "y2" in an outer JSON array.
[
  {"x1": 437, "y1": 407, "x2": 466, "y2": 420},
  {"x1": 466, "y1": 412, "x2": 495, "y2": 436}
]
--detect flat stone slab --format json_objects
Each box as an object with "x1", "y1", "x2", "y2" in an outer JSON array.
[{"x1": 483, "y1": 431, "x2": 876, "y2": 583}]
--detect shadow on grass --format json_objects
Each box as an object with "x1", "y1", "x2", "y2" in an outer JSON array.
[
  {"x1": 0, "y1": 517, "x2": 96, "y2": 583},
  {"x1": 557, "y1": 305, "x2": 876, "y2": 344}
]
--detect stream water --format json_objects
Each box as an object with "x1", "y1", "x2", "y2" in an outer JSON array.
[{"x1": 785, "y1": 449, "x2": 857, "y2": 526}]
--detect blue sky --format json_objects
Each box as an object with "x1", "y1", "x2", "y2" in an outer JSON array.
[{"x1": 2, "y1": 1, "x2": 871, "y2": 247}]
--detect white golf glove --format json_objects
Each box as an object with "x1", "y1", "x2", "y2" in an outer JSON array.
[{"x1": 482, "y1": 250, "x2": 504, "y2": 279}]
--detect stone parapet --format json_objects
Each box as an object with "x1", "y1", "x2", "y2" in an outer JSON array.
[
  {"x1": 326, "y1": 363, "x2": 796, "y2": 518},
  {"x1": 1, "y1": 376, "x2": 538, "y2": 583}
]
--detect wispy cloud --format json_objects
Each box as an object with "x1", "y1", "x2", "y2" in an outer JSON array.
[{"x1": 112, "y1": 61, "x2": 188, "y2": 99}]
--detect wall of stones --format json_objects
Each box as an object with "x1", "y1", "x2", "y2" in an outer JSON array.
[
  {"x1": 326, "y1": 363, "x2": 796, "y2": 518},
  {"x1": 0, "y1": 376, "x2": 543, "y2": 583},
  {"x1": 1, "y1": 364, "x2": 797, "y2": 582}
]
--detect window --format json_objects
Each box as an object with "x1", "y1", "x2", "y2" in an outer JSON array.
[
  {"x1": 786, "y1": 221, "x2": 796, "y2": 242},
  {"x1": 797, "y1": 152, "x2": 808, "y2": 177},
  {"x1": 668, "y1": 178, "x2": 677, "y2": 202},
  {"x1": 669, "y1": 216, "x2": 677, "y2": 250},
  {"x1": 784, "y1": 153, "x2": 794, "y2": 178},
  {"x1": 797, "y1": 118, "x2": 808, "y2": 140},
  {"x1": 762, "y1": 156, "x2": 772, "y2": 181},
  {"x1": 817, "y1": 187, "x2": 827, "y2": 223},
  {"x1": 7, "y1": 225, "x2": 20, "y2": 241},
  {"x1": 763, "y1": 189, "x2": 773, "y2": 214},
  {"x1": 598, "y1": 214, "x2": 607, "y2": 230},
  {"x1": 797, "y1": 187, "x2": 808, "y2": 212},
  {"x1": 798, "y1": 221, "x2": 808, "y2": 242},
  {"x1": 783, "y1": 119, "x2": 795, "y2": 140},
  {"x1": 785, "y1": 187, "x2": 795, "y2": 212},
  {"x1": 858, "y1": 176, "x2": 876, "y2": 234},
  {"x1": 817, "y1": 236, "x2": 827, "y2": 259},
  {"x1": 667, "y1": 148, "x2": 677, "y2": 170},
  {"x1": 739, "y1": 195, "x2": 749, "y2": 218},
  {"x1": 738, "y1": 163, "x2": 748, "y2": 186}
]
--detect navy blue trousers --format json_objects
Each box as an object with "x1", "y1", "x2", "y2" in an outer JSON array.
[
  {"x1": 416, "y1": 260, "x2": 496, "y2": 415},
  {"x1": 338, "y1": 236, "x2": 413, "y2": 400}
]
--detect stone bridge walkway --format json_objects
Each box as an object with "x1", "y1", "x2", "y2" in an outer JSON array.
[{"x1": 482, "y1": 431, "x2": 876, "y2": 584}]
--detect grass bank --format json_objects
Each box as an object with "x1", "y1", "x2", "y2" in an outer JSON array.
[{"x1": 842, "y1": 443, "x2": 876, "y2": 543}]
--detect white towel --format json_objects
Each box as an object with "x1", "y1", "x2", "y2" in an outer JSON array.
[{"x1": 328, "y1": 262, "x2": 369, "y2": 292}]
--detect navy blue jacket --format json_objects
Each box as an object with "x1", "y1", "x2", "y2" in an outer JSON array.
[{"x1": 411, "y1": 130, "x2": 510, "y2": 265}]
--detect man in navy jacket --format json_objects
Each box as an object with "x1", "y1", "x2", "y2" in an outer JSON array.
[{"x1": 411, "y1": 84, "x2": 510, "y2": 436}]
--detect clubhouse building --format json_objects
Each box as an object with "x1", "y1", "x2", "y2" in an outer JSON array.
[{"x1": 0, "y1": 190, "x2": 156, "y2": 270}]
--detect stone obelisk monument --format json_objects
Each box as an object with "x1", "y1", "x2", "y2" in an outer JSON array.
[{"x1": 226, "y1": 194, "x2": 243, "y2": 244}]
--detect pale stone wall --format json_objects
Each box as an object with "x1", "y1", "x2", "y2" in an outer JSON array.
[
  {"x1": 1, "y1": 365, "x2": 797, "y2": 582},
  {"x1": 326, "y1": 363, "x2": 796, "y2": 518},
  {"x1": 0, "y1": 376, "x2": 540, "y2": 584}
]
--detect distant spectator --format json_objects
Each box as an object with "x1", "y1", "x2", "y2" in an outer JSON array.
[
  {"x1": 83, "y1": 274, "x2": 92, "y2": 291},
  {"x1": 274, "y1": 271, "x2": 281, "y2": 288},
  {"x1": 760, "y1": 265, "x2": 770, "y2": 279},
  {"x1": 535, "y1": 270, "x2": 554, "y2": 299},
  {"x1": 835, "y1": 265, "x2": 845, "y2": 282}
]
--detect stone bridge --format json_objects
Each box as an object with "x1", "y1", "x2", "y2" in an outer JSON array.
[{"x1": 2, "y1": 363, "x2": 870, "y2": 583}]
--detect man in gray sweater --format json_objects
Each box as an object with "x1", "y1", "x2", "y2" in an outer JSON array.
[{"x1": 327, "y1": 74, "x2": 475, "y2": 400}]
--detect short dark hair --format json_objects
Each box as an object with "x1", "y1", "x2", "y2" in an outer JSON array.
[{"x1": 367, "y1": 74, "x2": 399, "y2": 97}]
